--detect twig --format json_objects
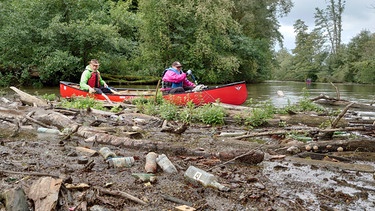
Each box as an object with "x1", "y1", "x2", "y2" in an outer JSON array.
[
  {"x1": 155, "y1": 80, "x2": 161, "y2": 103},
  {"x1": 330, "y1": 82, "x2": 340, "y2": 100},
  {"x1": 24, "y1": 111, "x2": 51, "y2": 128},
  {"x1": 0, "y1": 169, "x2": 60, "y2": 178},
  {"x1": 94, "y1": 186, "x2": 147, "y2": 205},
  {"x1": 208, "y1": 147, "x2": 262, "y2": 171},
  {"x1": 161, "y1": 194, "x2": 193, "y2": 207}
]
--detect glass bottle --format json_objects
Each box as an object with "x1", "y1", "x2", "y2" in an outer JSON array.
[
  {"x1": 156, "y1": 154, "x2": 178, "y2": 173},
  {"x1": 108, "y1": 157, "x2": 135, "y2": 168},
  {"x1": 184, "y1": 166, "x2": 230, "y2": 191},
  {"x1": 99, "y1": 147, "x2": 116, "y2": 160}
]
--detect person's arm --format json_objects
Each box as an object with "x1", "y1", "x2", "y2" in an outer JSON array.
[
  {"x1": 79, "y1": 70, "x2": 91, "y2": 91},
  {"x1": 183, "y1": 78, "x2": 195, "y2": 87},
  {"x1": 163, "y1": 70, "x2": 187, "y2": 83},
  {"x1": 98, "y1": 71, "x2": 108, "y2": 87}
]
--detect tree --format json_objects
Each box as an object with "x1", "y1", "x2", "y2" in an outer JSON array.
[
  {"x1": 0, "y1": 0, "x2": 138, "y2": 86},
  {"x1": 315, "y1": 0, "x2": 345, "y2": 55},
  {"x1": 290, "y1": 20, "x2": 328, "y2": 82}
]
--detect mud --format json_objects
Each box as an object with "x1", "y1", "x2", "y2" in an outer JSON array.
[{"x1": 1, "y1": 98, "x2": 375, "y2": 210}]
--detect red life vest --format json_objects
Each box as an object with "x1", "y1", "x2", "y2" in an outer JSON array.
[{"x1": 87, "y1": 71, "x2": 100, "y2": 88}]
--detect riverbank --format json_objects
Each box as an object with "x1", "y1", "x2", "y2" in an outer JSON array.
[{"x1": 1, "y1": 91, "x2": 375, "y2": 210}]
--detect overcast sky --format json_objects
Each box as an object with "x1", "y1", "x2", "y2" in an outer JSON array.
[{"x1": 278, "y1": 0, "x2": 375, "y2": 50}]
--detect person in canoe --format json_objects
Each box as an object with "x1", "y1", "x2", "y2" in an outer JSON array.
[
  {"x1": 161, "y1": 61, "x2": 196, "y2": 94},
  {"x1": 79, "y1": 59, "x2": 118, "y2": 93}
]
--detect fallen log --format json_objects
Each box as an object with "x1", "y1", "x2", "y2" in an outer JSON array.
[{"x1": 9, "y1": 86, "x2": 48, "y2": 107}]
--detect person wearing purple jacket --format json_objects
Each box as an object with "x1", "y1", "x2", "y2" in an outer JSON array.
[{"x1": 161, "y1": 61, "x2": 196, "y2": 94}]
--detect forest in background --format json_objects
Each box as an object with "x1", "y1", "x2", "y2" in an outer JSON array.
[{"x1": 0, "y1": 0, "x2": 374, "y2": 88}]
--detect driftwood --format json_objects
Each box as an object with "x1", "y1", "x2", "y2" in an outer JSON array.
[
  {"x1": 232, "y1": 126, "x2": 369, "y2": 140},
  {"x1": 312, "y1": 94, "x2": 375, "y2": 111},
  {"x1": 331, "y1": 102, "x2": 354, "y2": 128},
  {"x1": 9, "y1": 86, "x2": 48, "y2": 107}
]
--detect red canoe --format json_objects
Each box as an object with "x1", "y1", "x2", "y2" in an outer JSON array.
[
  {"x1": 162, "y1": 81, "x2": 248, "y2": 105},
  {"x1": 59, "y1": 81, "x2": 248, "y2": 105}
]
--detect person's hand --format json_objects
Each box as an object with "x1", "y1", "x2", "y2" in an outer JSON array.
[
  {"x1": 187, "y1": 69, "x2": 192, "y2": 75},
  {"x1": 104, "y1": 83, "x2": 108, "y2": 88},
  {"x1": 88, "y1": 87, "x2": 96, "y2": 93}
]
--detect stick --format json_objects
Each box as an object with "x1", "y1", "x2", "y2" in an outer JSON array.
[
  {"x1": 161, "y1": 194, "x2": 193, "y2": 207},
  {"x1": 208, "y1": 148, "x2": 261, "y2": 171},
  {"x1": 330, "y1": 82, "x2": 340, "y2": 100},
  {"x1": 331, "y1": 102, "x2": 354, "y2": 128},
  {"x1": 154, "y1": 80, "x2": 161, "y2": 103},
  {"x1": 95, "y1": 186, "x2": 147, "y2": 205},
  {"x1": 0, "y1": 169, "x2": 60, "y2": 178}
]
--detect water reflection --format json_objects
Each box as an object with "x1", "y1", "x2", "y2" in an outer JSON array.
[{"x1": 247, "y1": 81, "x2": 375, "y2": 108}]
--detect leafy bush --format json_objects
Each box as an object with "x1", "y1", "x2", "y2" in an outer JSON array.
[
  {"x1": 194, "y1": 104, "x2": 226, "y2": 125},
  {"x1": 59, "y1": 96, "x2": 104, "y2": 110},
  {"x1": 159, "y1": 102, "x2": 179, "y2": 120}
]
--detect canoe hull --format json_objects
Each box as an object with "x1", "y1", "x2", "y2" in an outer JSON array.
[
  {"x1": 59, "y1": 81, "x2": 154, "y2": 102},
  {"x1": 59, "y1": 81, "x2": 248, "y2": 105},
  {"x1": 163, "y1": 81, "x2": 248, "y2": 105}
]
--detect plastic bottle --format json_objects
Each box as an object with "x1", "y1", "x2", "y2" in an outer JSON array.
[
  {"x1": 37, "y1": 127, "x2": 61, "y2": 135},
  {"x1": 131, "y1": 173, "x2": 157, "y2": 183},
  {"x1": 99, "y1": 147, "x2": 117, "y2": 160},
  {"x1": 145, "y1": 152, "x2": 158, "y2": 173},
  {"x1": 108, "y1": 157, "x2": 135, "y2": 168},
  {"x1": 156, "y1": 154, "x2": 178, "y2": 173},
  {"x1": 184, "y1": 166, "x2": 230, "y2": 192}
]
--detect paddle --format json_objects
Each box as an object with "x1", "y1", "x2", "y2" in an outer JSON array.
[
  {"x1": 89, "y1": 87, "x2": 113, "y2": 104},
  {"x1": 187, "y1": 69, "x2": 198, "y2": 85},
  {"x1": 108, "y1": 87, "x2": 121, "y2": 95},
  {"x1": 101, "y1": 93, "x2": 113, "y2": 104}
]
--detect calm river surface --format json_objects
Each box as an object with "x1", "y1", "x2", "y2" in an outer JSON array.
[
  {"x1": 247, "y1": 81, "x2": 375, "y2": 107},
  {"x1": 14, "y1": 80, "x2": 375, "y2": 108}
]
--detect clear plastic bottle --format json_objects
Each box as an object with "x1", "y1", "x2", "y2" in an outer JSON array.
[
  {"x1": 145, "y1": 152, "x2": 158, "y2": 173},
  {"x1": 37, "y1": 127, "x2": 61, "y2": 135},
  {"x1": 99, "y1": 147, "x2": 116, "y2": 160},
  {"x1": 108, "y1": 157, "x2": 135, "y2": 168},
  {"x1": 156, "y1": 154, "x2": 178, "y2": 173},
  {"x1": 184, "y1": 166, "x2": 230, "y2": 191}
]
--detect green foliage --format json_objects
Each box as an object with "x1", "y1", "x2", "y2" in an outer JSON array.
[
  {"x1": 280, "y1": 88, "x2": 325, "y2": 113},
  {"x1": 41, "y1": 93, "x2": 57, "y2": 101},
  {"x1": 159, "y1": 101, "x2": 179, "y2": 121},
  {"x1": 244, "y1": 101, "x2": 276, "y2": 127},
  {"x1": 59, "y1": 96, "x2": 104, "y2": 110},
  {"x1": 179, "y1": 101, "x2": 196, "y2": 123},
  {"x1": 194, "y1": 104, "x2": 226, "y2": 125},
  {"x1": 0, "y1": 0, "x2": 294, "y2": 86}
]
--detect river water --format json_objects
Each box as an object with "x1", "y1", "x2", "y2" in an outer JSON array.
[
  {"x1": 247, "y1": 80, "x2": 375, "y2": 108},
  {"x1": 10, "y1": 80, "x2": 375, "y2": 108}
]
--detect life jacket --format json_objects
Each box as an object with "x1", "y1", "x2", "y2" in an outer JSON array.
[
  {"x1": 87, "y1": 71, "x2": 100, "y2": 88},
  {"x1": 162, "y1": 68, "x2": 183, "y2": 89}
]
